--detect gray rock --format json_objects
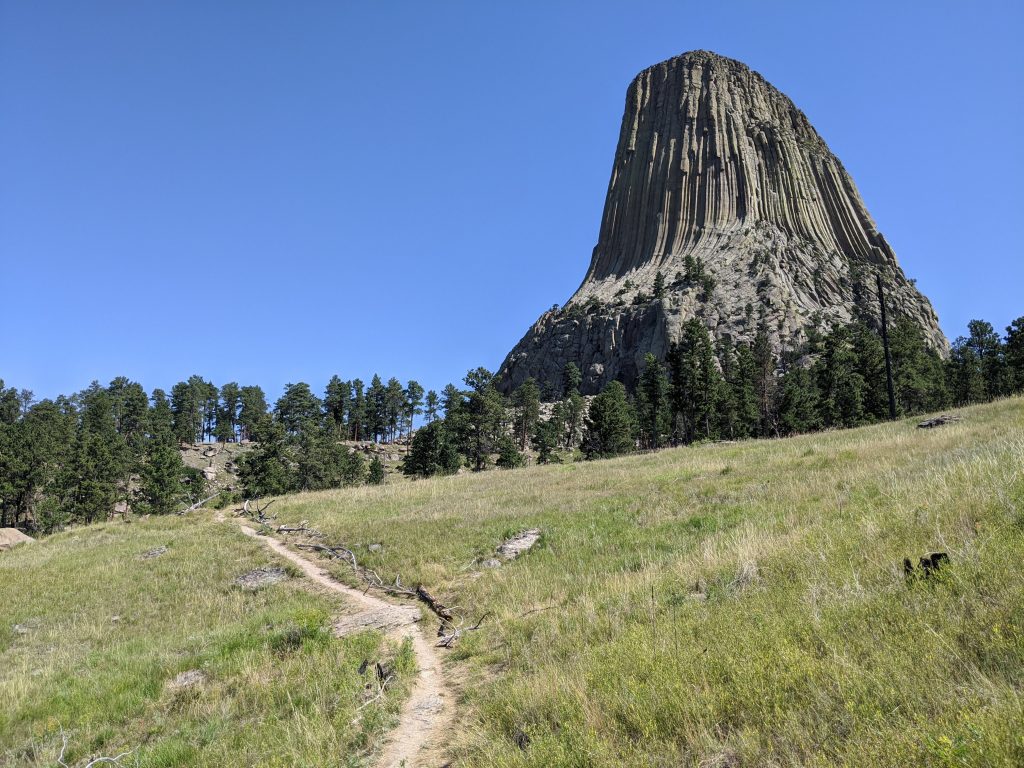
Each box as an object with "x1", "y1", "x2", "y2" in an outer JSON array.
[
  {"x1": 497, "y1": 50, "x2": 946, "y2": 396},
  {"x1": 480, "y1": 558, "x2": 502, "y2": 569},
  {"x1": 368, "y1": 543, "x2": 383, "y2": 553},
  {"x1": 234, "y1": 566, "x2": 288, "y2": 590}
]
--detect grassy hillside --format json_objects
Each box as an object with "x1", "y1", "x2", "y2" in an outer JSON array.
[
  {"x1": 0, "y1": 515, "x2": 412, "y2": 767},
  {"x1": 265, "y1": 397, "x2": 1024, "y2": 767},
  {"x1": 2, "y1": 398, "x2": 1021, "y2": 766}
]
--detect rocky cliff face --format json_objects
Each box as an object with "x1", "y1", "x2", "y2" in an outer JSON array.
[{"x1": 498, "y1": 50, "x2": 945, "y2": 396}]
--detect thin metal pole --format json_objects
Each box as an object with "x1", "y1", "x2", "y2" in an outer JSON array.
[{"x1": 876, "y1": 274, "x2": 897, "y2": 420}]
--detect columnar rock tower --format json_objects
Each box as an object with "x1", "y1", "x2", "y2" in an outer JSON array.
[{"x1": 498, "y1": 50, "x2": 945, "y2": 396}]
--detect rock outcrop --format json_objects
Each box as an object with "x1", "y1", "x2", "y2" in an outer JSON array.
[{"x1": 498, "y1": 50, "x2": 945, "y2": 396}]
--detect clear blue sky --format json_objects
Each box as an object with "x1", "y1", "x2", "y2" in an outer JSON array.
[{"x1": 2, "y1": 1, "x2": 1022, "y2": 403}]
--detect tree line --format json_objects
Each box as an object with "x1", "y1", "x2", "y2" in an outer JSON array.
[
  {"x1": 0, "y1": 373, "x2": 436, "y2": 531},
  {"x1": 402, "y1": 313, "x2": 1024, "y2": 475},
  {"x1": 3, "y1": 314, "x2": 1021, "y2": 529}
]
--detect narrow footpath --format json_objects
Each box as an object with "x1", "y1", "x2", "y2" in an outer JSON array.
[{"x1": 233, "y1": 520, "x2": 451, "y2": 768}]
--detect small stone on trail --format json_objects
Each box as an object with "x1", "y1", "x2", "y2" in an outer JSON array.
[{"x1": 234, "y1": 566, "x2": 288, "y2": 590}]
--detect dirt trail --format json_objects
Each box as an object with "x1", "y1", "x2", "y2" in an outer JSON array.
[{"x1": 234, "y1": 521, "x2": 451, "y2": 768}]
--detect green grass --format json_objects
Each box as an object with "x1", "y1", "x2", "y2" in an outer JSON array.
[
  {"x1": 0, "y1": 515, "x2": 411, "y2": 767},
  {"x1": 264, "y1": 397, "x2": 1024, "y2": 767}
]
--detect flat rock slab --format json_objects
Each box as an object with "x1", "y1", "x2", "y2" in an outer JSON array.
[
  {"x1": 497, "y1": 529, "x2": 542, "y2": 561},
  {"x1": 140, "y1": 546, "x2": 168, "y2": 560},
  {"x1": 167, "y1": 669, "x2": 206, "y2": 689},
  {"x1": 0, "y1": 529, "x2": 34, "y2": 552},
  {"x1": 234, "y1": 566, "x2": 288, "y2": 590},
  {"x1": 334, "y1": 605, "x2": 420, "y2": 636}
]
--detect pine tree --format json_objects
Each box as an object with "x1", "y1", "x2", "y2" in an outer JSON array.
[
  {"x1": 403, "y1": 421, "x2": 462, "y2": 477},
  {"x1": 890, "y1": 319, "x2": 948, "y2": 414},
  {"x1": 385, "y1": 378, "x2": 405, "y2": 441},
  {"x1": 217, "y1": 382, "x2": 242, "y2": 442},
  {"x1": 966, "y1": 319, "x2": 1009, "y2": 398},
  {"x1": 424, "y1": 390, "x2": 440, "y2": 423},
  {"x1": 68, "y1": 386, "x2": 126, "y2": 523},
  {"x1": 511, "y1": 378, "x2": 541, "y2": 450},
  {"x1": 562, "y1": 362, "x2": 583, "y2": 399},
  {"x1": 1005, "y1": 316, "x2": 1024, "y2": 392},
  {"x1": 238, "y1": 416, "x2": 294, "y2": 497},
  {"x1": 365, "y1": 375, "x2": 388, "y2": 442},
  {"x1": 349, "y1": 379, "x2": 365, "y2": 441},
  {"x1": 367, "y1": 455, "x2": 386, "y2": 485},
  {"x1": 238, "y1": 385, "x2": 268, "y2": 441},
  {"x1": 137, "y1": 389, "x2": 188, "y2": 515},
  {"x1": 496, "y1": 433, "x2": 525, "y2": 469},
  {"x1": 752, "y1": 323, "x2": 778, "y2": 436},
  {"x1": 562, "y1": 391, "x2": 585, "y2": 449},
  {"x1": 531, "y1": 416, "x2": 563, "y2": 464},
  {"x1": 815, "y1": 325, "x2": 866, "y2": 427},
  {"x1": 460, "y1": 368, "x2": 505, "y2": 471},
  {"x1": 946, "y1": 336, "x2": 987, "y2": 406},
  {"x1": 653, "y1": 271, "x2": 667, "y2": 299},
  {"x1": 637, "y1": 353, "x2": 670, "y2": 448},
  {"x1": 730, "y1": 342, "x2": 761, "y2": 438},
  {"x1": 403, "y1": 380, "x2": 424, "y2": 439},
  {"x1": 323, "y1": 376, "x2": 349, "y2": 436},
  {"x1": 275, "y1": 382, "x2": 322, "y2": 435},
  {"x1": 850, "y1": 322, "x2": 889, "y2": 422},
  {"x1": 778, "y1": 366, "x2": 821, "y2": 435},
  {"x1": 583, "y1": 380, "x2": 635, "y2": 458},
  {"x1": 668, "y1": 320, "x2": 723, "y2": 443}
]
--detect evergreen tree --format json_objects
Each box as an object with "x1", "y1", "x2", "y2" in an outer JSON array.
[
  {"x1": 966, "y1": 319, "x2": 1009, "y2": 398},
  {"x1": 653, "y1": 271, "x2": 667, "y2": 299},
  {"x1": 275, "y1": 382, "x2": 322, "y2": 435},
  {"x1": 562, "y1": 362, "x2": 582, "y2": 398},
  {"x1": 366, "y1": 375, "x2": 388, "y2": 442},
  {"x1": 460, "y1": 368, "x2": 505, "y2": 471},
  {"x1": 562, "y1": 390, "x2": 585, "y2": 448},
  {"x1": 889, "y1": 320, "x2": 948, "y2": 415},
  {"x1": 349, "y1": 379, "x2": 365, "y2": 441},
  {"x1": 637, "y1": 353, "x2": 670, "y2": 448},
  {"x1": 1005, "y1": 316, "x2": 1024, "y2": 391},
  {"x1": 170, "y1": 379, "x2": 202, "y2": 444},
  {"x1": 424, "y1": 390, "x2": 440, "y2": 423},
  {"x1": 238, "y1": 416, "x2": 294, "y2": 497},
  {"x1": 496, "y1": 433, "x2": 525, "y2": 469},
  {"x1": 777, "y1": 366, "x2": 821, "y2": 435},
  {"x1": 730, "y1": 342, "x2": 761, "y2": 438},
  {"x1": 850, "y1": 322, "x2": 889, "y2": 422},
  {"x1": 815, "y1": 325, "x2": 866, "y2": 428},
  {"x1": 385, "y1": 378, "x2": 405, "y2": 441},
  {"x1": 668, "y1": 320, "x2": 723, "y2": 443},
  {"x1": 217, "y1": 382, "x2": 242, "y2": 442},
  {"x1": 238, "y1": 385, "x2": 268, "y2": 441},
  {"x1": 67, "y1": 386, "x2": 126, "y2": 523},
  {"x1": 947, "y1": 336, "x2": 987, "y2": 406},
  {"x1": 511, "y1": 378, "x2": 541, "y2": 450},
  {"x1": 403, "y1": 380, "x2": 424, "y2": 439},
  {"x1": 715, "y1": 339, "x2": 741, "y2": 439},
  {"x1": 403, "y1": 421, "x2": 462, "y2": 477},
  {"x1": 583, "y1": 380, "x2": 635, "y2": 458},
  {"x1": 367, "y1": 455, "x2": 386, "y2": 485},
  {"x1": 136, "y1": 390, "x2": 188, "y2": 515},
  {"x1": 531, "y1": 416, "x2": 563, "y2": 464},
  {"x1": 752, "y1": 323, "x2": 778, "y2": 436},
  {"x1": 323, "y1": 375, "x2": 349, "y2": 436}
]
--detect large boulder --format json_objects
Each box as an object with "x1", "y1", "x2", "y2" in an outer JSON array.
[{"x1": 0, "y1": 528, "x2": 35, "y2": 552}]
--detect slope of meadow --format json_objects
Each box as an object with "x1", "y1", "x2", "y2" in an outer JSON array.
[
  {"x1": 2, "y1": 399, "x2": 1021, "y2": 767},
  {"x1": 0, "y1": 515, "x2": 412, "y2": 767},
  {"x1": 266, "y1": 398, "x2": 1024, "y2": 767}
]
